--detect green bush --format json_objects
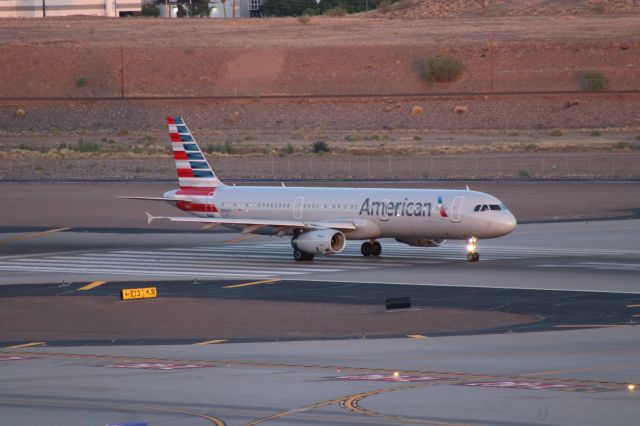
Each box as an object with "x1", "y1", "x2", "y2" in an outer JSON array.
[
  {"x1": 72, "y1": 139, "x2": 101, "y2": 153},
  {"x1": 418, "y1": 55, "x2": 464, "y2": 83},
  {"x1": 75, "y1": 77, "x2": 87, "y2": 88},
  {"x1": 206, "y1": 140, "x2": 235, "y2": 154},
  {"x1": 590, "y1": 130, "x2": 601, "y2": 137},
  {"x1": 141, "y1": 4, "x2": 159, "y2": 16},
  {"x1": 312, "y1": 141, "x2": 330, "y2": 153},
  {"x1": 263, "y1": 0, "x2": 318, "y2": 16},
  {"x1": 550, "y1": 129, "x2": 563, "y2": 137},
  {"x1": 577, "y1": 70, "x2": 608, "y2": 92},
  {"x1": 518, "y1": 169, "x2": 530, "y2": 178}
]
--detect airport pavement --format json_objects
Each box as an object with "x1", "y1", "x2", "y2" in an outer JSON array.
[
  {"x1": 1, "y1": 219, "x2": 639, "y2": 425},
  {"x1": 0, "y1": 219, "x2": 638, "y2": 293},
  {"x1": 1, "y1": 326, "x2": 638, "y2": 425}
]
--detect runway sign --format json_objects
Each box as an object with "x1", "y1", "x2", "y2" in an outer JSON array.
[
  {"x1": 464, "y1": 381, "x2": 573, "y2": 390},
  {"x1": 104, "y1": 363, "x2": 210, "y2": 370},
  {"x1": 121, "y1": 287, "x2": 157, "y2": 301},
  {"x1": 334, "y1": 374, "x2": 439, "y2": 382}
]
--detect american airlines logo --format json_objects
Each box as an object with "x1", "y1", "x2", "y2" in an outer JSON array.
[{"x1": 359, "y1": 197, "x2": 432, "y2": 217}]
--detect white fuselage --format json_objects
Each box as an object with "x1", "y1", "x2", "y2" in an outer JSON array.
[{"x1": 165, "y1": 186, "x2": 517, "y2": 241}]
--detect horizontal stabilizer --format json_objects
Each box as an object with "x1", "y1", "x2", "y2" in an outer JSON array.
[{"x1": 118, "y1": 196, "x2": 177, "y2": 203}]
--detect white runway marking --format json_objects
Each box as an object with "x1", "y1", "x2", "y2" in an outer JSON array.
[
  {"x1": 0, "y1": 241, "x2": 636, "y2": 280},
  {"x1": 538, "y1": 262, "x2": 640, "y2": 272}
]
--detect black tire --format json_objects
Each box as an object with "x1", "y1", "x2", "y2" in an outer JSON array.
[
  {"x1": 361, "y1": 242, "x2": 372, "y2": 256},
  {"x1": 372, "y1": 241, "x2": 382, "y2": 256},
  {"x1": 473, "y1": 252, "x2": 480, "y2": 262},
  {"x1": 304, "y1": 252, "x2": 315, "y2": 261},
  {"x1": 467, "y1": 252, "x2": 476, "y2": 262},
  {"x1": 293, "y1": 250, "x2": 306, "y2": 261}
]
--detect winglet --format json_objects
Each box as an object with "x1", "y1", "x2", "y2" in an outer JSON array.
[{"x1": 145, "y1": 212, "x2": 156, "y2": 225}]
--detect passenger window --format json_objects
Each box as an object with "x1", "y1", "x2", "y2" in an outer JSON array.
[
  {"x1": 481, "y1": 205, "x2": 489, "y2": 211},
  {"x1": 474, "y1": 205, "x2": 481, "y2": 212}
]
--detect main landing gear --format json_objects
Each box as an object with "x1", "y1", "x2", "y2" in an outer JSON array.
[
  {"x1": 361, "y1": 240, "x2": 382, "y2": 257},
  {"x1": 293, "y1": 249, "x2": 314, "y2": 262},
  {"x1": 466, "y1": 237, "x2": 480, "y2": 262}
]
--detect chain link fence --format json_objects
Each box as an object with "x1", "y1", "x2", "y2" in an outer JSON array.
[{"x1": 2, "y1": 153, "x2": 639, "y2": 180}]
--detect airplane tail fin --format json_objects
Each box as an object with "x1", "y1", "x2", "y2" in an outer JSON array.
[{"x1": 168, "y1": 116, "x2": 225, "y2": 189}]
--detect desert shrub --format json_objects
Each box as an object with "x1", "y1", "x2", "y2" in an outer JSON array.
[
  {"x1": 283, "y1": 143, "x2": 295, "y2": 154},
  {"x1": 518, "y1": 169, "x2": 530, "y2": 178},
  {"x1": 75, "y1": 77, "x2": 87, "y2": 88},
  {"x1": 206, "y1": 140, "x2": 235, "y2": 154},
  {"x1": 590, "y1": 130, "x2": 601, "y2": 137},
  {"x1": 377, "y1": 0, "x2": 391, "y2": 13},
  {"x1": 297, "y1": 14, "x2": 311, "y2": 24},
  {"x1": 324, "y1": 6, "x2": 347, "y2": 16},
  {"x1": 418, "y1": 55, "x2": 464, "y2": 83},
  {"x1": 344, "y1": 134, "x2": 360, "y2": 142},
  {"x1": 312, "y1": 141, "x2": 330, "y2": 153},
  {"x1": 392, "y1": 0, "x2": 414, "y2": 11},
  {"x1": 72, "y1": 139, "x2": 101, "y2": 153},
  {"x1": 550, "y1": 129, "x2": 563, "y2": 137},
  {"x1": 141, "y1": 4, "x2": 159, "y2": 16},
  {"x1": 577, "y1": 70, "x2": 608, "y2": 92},
  {"x1": 614, "y1": 141, "x2": 632, "y2": 150}
]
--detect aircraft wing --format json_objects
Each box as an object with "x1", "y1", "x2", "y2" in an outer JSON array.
[{"x1": 145, "y1": 212, "x2": 357, "y2": 231}]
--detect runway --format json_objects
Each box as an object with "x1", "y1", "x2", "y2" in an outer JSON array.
[
  {"x1": 0, "y1": 219, "x2": 638, "y2": 293},
  {"x1": 1, "y1": 219, "x2": 639, "y2": 425}
]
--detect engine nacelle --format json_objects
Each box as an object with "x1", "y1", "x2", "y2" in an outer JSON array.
[
  {"x1": 395, "y1": 238, "x2": 446, "y2": 247},
  {"x1": 291, "y1": 230, "x2": 347, "y2": 255}
]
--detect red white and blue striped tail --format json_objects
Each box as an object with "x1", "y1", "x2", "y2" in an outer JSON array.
[{"x1": 168, "y1": 116, "x2": 225, "y2": 189}]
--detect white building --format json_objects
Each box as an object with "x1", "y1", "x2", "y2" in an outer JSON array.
[{"x1": 0, "y1": 0, "x2": 142, "y2": 17}]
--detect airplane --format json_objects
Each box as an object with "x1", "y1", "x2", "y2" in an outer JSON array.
[{"x1": 124, "y1": 116, "x2": 517, "y2": 262}]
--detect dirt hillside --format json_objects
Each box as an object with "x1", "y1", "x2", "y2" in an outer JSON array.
[{"x1": 374, "y1": 0, "x2": 640, "y2": 19}]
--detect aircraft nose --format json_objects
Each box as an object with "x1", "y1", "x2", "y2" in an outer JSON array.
[{"x1": 501, "y1": 212, "x2": 517, "y2": 235}]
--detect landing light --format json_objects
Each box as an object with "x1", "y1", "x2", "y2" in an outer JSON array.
[
  {"x1": 466, "y1": 244, "x2": 476, "y2": 253},
  {"x1": 393, "y1": 371, "x2": 400, "y2": 378},
  {"x1": 629, "y1": 384, "x2": 636, "y2": 391}
]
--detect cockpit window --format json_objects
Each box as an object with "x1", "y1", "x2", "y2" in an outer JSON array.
[
  {"x1": 481, "y1": 205, "x2": 489, "y2": 211},
  {"x1": 474, "y1": 205, "x2": 481, "y2": 212},
  {"x1": 490, "y1": 204, "x2": 501, "y2": 211}
]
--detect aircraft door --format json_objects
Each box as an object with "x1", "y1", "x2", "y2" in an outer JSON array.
[
  {"x1": 450, "y1": 196, "x2": 464, "y2": 223},
  {"x1": 293, "y1": 196, "x2": 304, "y2": 220}
]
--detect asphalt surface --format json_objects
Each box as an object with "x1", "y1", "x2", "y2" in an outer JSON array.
[
  {"x1": 1, "y1": 326, "x2": 639, "y2": 426},
  {"x1": 1, "y1": 219, "x2": 639, "y2": 425}
]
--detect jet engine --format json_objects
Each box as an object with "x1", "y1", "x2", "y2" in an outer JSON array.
[
  {"x1": 291, "y1": 230, "x2": 347, "y2": 255},
  {"x1": 395, "y1": 238, "x2": 446, "y2": 247}
]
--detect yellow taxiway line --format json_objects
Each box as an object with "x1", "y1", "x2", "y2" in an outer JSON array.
[
  {"x1": 77, "y1": 281, "x2": 107, "y2": 291},
  {"x1": 193, "y1": 340, "x2": 227, "y2": 346},
  {"x1": 407, "y1": 334, "x2": 428, "y2": 339},
  {"x1": 224, "y1": 279, "x2": 278, "y2": 289},
  {"x1": 6, "y1": 341, "x2": 46, "y2": 349},
  {"x1": 626, "y1": 304, "x2": 640, "y2": 308},
  {"x1": 0, "y1": 227, "x2": 70, "y2": 245}
]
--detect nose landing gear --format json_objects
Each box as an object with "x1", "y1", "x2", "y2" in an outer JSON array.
[
  {"x1": 466, "y1": 237, "x2": 480, "y2": 262},
  {"x1": 361, "y1": 240, "x2": 382, "y2": 257}
]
